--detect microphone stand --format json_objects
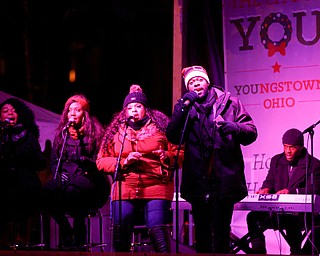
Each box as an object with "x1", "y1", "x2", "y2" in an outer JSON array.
[
  {"x1": 302, "y1": 119, "x2": 320, "y2": 256},
  {"x1": 113, "y1": 121, "x2": 129, "y2": 247},
  {"x1": 53, "y1": 126, "x2": 68, "y2": 247},
  {"x1": 172, "y1": 108, "x2": 191, "y2": 253},
  {"x1": 54, "y1": 127, "x2": 68, "y2": 181}
]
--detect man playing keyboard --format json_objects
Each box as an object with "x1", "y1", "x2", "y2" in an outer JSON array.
[{"x1": 246, "y1": 128, "x2": 320, "y2": 255}]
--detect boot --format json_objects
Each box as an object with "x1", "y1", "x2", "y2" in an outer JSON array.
[
  {"x1": 73, "y1": 216, "x2": 87, "y2": 247},
  {"x1": 15, "y1": 218, "x2": 32, "y2": 246},
  {"x1": 112, "y1": 224, "x2": 132, "y2": 252},
  {"x1": 250, "y1": 237, "x2": 267, "y2": 254},
  {"x1": 148, "y1": 225, "x2": 171, "y2": 253},
  {"x1": 0, "y1": 222, "x2": 13, "y2": 248},
  {"x1": 57, "y1": 217, "x2": 74, "y2": 249}
]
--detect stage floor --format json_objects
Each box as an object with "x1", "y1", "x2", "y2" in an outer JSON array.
[
  {"x1": 0, "y1": 238, "x2": 197, "y2": 255},
  {"x1": 0, "y1": 253, "x2": 206, "y2": 256}
]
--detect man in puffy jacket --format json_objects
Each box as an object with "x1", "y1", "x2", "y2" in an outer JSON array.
[{"x1": 166, "y1": 65, "x2": 258, "y2": 253}]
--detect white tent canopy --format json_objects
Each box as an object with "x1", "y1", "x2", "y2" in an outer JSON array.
[{"x1": 0, "y1": 91, "x2": 61, "y2": 150}]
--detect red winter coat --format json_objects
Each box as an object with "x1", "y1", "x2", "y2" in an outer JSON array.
[{"x1": 97, "y1": 120, "x2": 178, "y2": 201}]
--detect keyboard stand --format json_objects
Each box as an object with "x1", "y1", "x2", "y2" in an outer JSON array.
[
  {"x1": 230, "y1": 215, "x2": 271, "y2": 254},
  {"x1": 230, "y1": 232, "x2": 255, "y2": 254},
  {"x1": 229, "y1": 214, "x2": 310, "y2": 254}
]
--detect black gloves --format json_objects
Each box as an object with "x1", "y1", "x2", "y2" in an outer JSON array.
[
  {"x1": 182, "y1": 91, "x2": 199, "y2": 107},
  {"x1": 218, "y1": 121, "x2": 239, "y2": 135}
]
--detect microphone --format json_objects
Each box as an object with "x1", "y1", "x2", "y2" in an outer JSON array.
[
  {"x1": 182, "y1": 91, "x2": 199, "y2": 109},
  {"x1": 126, "y1": 116, "x2": 134, "y2": 123},
  {"x1": 0, "y1": 118, "x2": 10, "y2": 126},
  {"x1": 66, "y1": 118, "x2": 75, "y2": 128},
  {"x1": 182, "y1": 100, "x2": 192, "y2": 108}
]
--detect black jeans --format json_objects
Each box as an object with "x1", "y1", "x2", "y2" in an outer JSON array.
[
  {"x1": 246, "y1": 211, "x2": 304, "y2": 254},
  {"x1": 191, "y1": 195, "x2": 234, "y2": 253}
]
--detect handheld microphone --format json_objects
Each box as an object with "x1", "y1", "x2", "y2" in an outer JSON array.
[
  {"x1": 182, "y1": 91, "x2": 199, "y2": 108},
  {"x1": 182, "y1": 100, "x2": 192, "y2": 108},
  {"x1": 3, "y1": 119, "x2": 10, "y2": 124},
  {"x1": 0, "y1": 119, "x2": 10, "y2": 126},
  {"x1": 126, "y1": 116, "x2": 134, "y2": 123},
  {"x1": 66, "y1": 118, "x2": 75, "y2": 128}
]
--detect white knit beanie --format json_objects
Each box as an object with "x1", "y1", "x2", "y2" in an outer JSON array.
[{"x1": 181, "y1": 65, "x2": 210, "y2": 89}]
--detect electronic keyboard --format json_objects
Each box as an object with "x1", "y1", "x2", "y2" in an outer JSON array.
[{"x1": 234, "y1": 194, "x2": 320, "y2": 212}]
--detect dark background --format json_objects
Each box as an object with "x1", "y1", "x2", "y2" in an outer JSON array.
[{"x1": 0, "y1": 0, "x2": 223, "y2": 124}]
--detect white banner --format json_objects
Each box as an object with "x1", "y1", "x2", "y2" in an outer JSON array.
[{"x1": 223, "y1": 0, "x2": 320, "y2": 253}]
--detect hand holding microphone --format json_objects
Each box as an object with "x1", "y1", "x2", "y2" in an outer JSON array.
[{"x1": 182, "y1": 91, "x2": 199, "y2": 108}]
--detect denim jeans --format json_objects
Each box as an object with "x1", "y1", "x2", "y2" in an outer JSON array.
[{"x1": 111, "y1": 199, "x2": 171, "y2": 228}]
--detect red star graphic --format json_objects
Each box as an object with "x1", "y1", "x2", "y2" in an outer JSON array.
[{"x1": 272, "y1": 61, "x2": 281, "y2": 73}]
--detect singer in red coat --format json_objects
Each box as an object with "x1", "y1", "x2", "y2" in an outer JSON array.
[{"x1": 97, "y1": 84, "x2": 179, "y2": 253}]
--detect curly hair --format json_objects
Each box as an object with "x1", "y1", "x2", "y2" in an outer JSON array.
[
  {"x1": 53, "y1": 94, "x2": 105, "y2": 155},
  {"x1": 101, "y1": 106, "x2": 170, "y2": 152},
  {"x1": 0, "y1": 97, "x2": 40, "y2": 138}
]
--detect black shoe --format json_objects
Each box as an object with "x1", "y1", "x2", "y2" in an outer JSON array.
[
  {"x1": 72, "y1": 242, "x2": 87, "y2": 252},
  {"x1": 58, "y1": 237, "x2": 73, "y2": 250}
]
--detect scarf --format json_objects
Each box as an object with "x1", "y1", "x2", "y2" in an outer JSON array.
[
  {"x1": 127, "y1": 116, "x2": 150, "y2": 131},
  {"x1": 193, "y1": 88, "x2": 217, "y2": 159},
  {"x1": 68, "y1": 126, "x2": 85, "y2": 140},
  {"x1": 0, "y1": 124, "x2": 27, "y2": 143}
]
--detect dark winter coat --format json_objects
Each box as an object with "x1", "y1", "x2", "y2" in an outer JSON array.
[
  {"x1": 0, "y1": 125, "x2": 46, "y2": 220},
  {"x1": 261, "y1": 148, "x2": 320, "y2": 195},
  {"x1": 166, "y1": 86, "x2": 257, "y2": 203},
  {"x1": 48, "y1": 135, "x2": 110, "y2": 212}
]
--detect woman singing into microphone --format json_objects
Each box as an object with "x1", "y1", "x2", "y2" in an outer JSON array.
[
  {"x1": 97, "y1": 84, "x2": 180, "y2": 253},
  {"x1": 0, "y1": 97, "x2": 47, "y2": 247},
  {"x1": 41, "y1": 94, "x2": 110, "y2": 250}
]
